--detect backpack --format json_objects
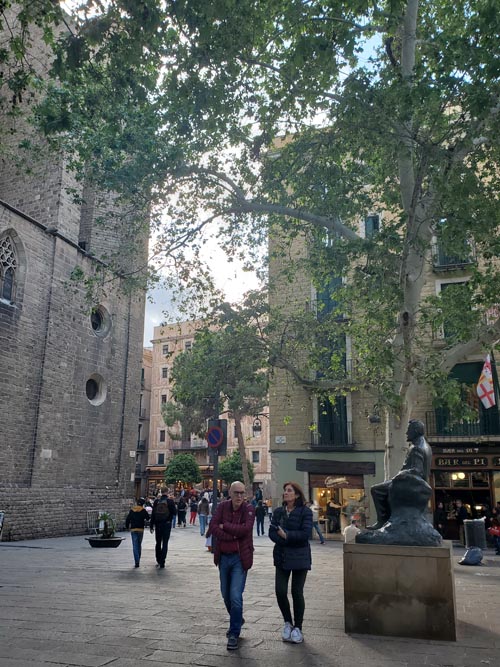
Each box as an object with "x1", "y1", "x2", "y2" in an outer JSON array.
[
  {"x1": 458, "y1": 547, "x2": 483, "y2": 566},
  {"x1": 155, "y1": 497, "x2": 171, "y2": 521}
]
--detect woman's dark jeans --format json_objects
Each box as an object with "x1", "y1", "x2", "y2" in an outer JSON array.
[{"x1": 275, "y1": 566, "x2": 308, "y2": 629}]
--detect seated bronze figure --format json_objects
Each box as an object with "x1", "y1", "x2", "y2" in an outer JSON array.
[{"x1": 356, "y1": 419, "x2": 442, "y2": 547}]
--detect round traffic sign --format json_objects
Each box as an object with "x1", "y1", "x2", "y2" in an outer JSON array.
[{"x1": 206, "y1": 425, "x2": 224, "y2": 448}]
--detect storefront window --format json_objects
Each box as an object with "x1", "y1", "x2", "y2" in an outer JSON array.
[
  {"x1": 310, "y1": 474, "x2": 367, "y2": 532},
  {"x1": 450, "y1": 472, "x2": 469, "y2": 488},
  {"x1": 434, "y1": 471, "x2": 451, "y2": 487},
  {"x1": 434, "y1": 470, "x2": 491, "y2": 489},
  {"x1": 471, "y1": 471, "x2": 489, "y2": 487}
]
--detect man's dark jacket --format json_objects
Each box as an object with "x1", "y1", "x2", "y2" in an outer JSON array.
[{"x1": 150, "y1": 495, "x2": 177, "y2": 529}]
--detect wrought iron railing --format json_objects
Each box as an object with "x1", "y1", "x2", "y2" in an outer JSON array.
[
  {"x1": 426, "y1": 409, "x2": 500, "y2": 437},
  {"x1": 432, "y1": 242, "x2": 475, "y2": 270},
  {"x1": 310, "y1": 420, "x2": 354, "y2": 448}
]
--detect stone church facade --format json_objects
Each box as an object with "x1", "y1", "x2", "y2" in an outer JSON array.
[{"x1": 0, "y1": 14, "x2": 146, "y2": 541}]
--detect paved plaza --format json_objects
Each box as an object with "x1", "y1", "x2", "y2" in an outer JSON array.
[{"x1": 0, "y1": 523, "x2": 499, "y2": 667}]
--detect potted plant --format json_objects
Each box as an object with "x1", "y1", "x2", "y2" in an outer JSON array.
[{"x1": 85, "y1": 512, "x2": 124, "y2": 548}]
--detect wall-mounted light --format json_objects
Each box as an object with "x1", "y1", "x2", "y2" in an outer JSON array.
[{"x1": 252, "y1": 417, "x2": 262, "y2": 434}]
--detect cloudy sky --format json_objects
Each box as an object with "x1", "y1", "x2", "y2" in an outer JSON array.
[{"x1": 143, "y1": 253, "x2": 261, "y2": 346}]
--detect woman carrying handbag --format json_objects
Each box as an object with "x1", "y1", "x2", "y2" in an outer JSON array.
[{"x1": 269, "y1": 481, "x2": 313, "y2": 644}]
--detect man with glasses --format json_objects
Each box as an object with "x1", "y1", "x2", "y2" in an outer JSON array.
[{"x1": 207, "y1": 481, "x2": 255, "y2": 650}]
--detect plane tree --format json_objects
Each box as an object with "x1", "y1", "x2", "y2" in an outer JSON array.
[
  {"x1": 162, "y1": 317, "x2": 268, "y2": 495},
  {"x1": 3, "y1": 1, "x2": 500, "y2": 472}
]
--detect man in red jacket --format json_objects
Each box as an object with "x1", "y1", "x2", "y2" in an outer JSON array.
[{"x1": 208, "y1": 481, "x2": 255, "y2": 651}]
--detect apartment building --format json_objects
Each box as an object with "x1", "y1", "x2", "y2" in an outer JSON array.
[{"x1": 269, "y1": 219, "x2": 500, "y2": 540}]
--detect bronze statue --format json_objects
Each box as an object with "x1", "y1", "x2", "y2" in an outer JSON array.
[{"x1": 356, "y1": 419, "x2": 442, "y2": 546}]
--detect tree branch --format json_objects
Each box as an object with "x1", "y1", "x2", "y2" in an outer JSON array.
[
  {"x1": 177, "y1": 164, "x2": 362, "y2": 242},
  {"x1": 440, "y1": 318, "x2": 500, "y2": 373}
]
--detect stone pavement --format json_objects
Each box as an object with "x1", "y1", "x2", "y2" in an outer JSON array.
[{"x1": 0, "y1": 523, "x2": 499, "y2": 667}]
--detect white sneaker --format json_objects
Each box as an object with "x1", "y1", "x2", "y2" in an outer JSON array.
[
  {"x1": 281, "y1": 622, "x2": 293, "y2": 642},
  {"x1": 290, "y1": 627, "x2": 304, "y2": 643}
]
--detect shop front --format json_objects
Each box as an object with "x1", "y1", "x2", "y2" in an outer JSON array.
[
  {"x1": 431, "y1": 450, "x2": 500, "y2": 540},
  {"x1": 309, "y1": 473, "x2": 367, "y2": 535},
  {"x1": 296, "y1": 458, "x2": 376, "y2": 539}
]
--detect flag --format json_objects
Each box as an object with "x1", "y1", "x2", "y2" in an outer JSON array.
[{"x1": 477, "y1": 354, "x2": 496, "y2": 409}]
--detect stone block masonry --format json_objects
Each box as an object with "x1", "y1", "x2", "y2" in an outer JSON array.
[{"x1": 0, "y1": 197, "x2": 145, "y2": 541}]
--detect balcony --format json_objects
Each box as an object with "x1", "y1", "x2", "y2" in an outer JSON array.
[
  {"x1": 432, "y1": 242, "x2": 475, "y2": 271},
  {"x1": 136, "y1": 439, "x2": 147, "y2": 452},
  {"x1": 172, "y1": 440, "x2": 208, "y2": 451},
  {"x1": 310, "y1": 420, "x2": 355, "y2": 450},
  {"x1": 426, "y1": 409, "x2": 500, "y2": 439}
]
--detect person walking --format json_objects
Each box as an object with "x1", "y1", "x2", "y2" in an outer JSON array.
[
  {"x1": 150, "y1": 487, "x2": 176, "y2": 568},
  {"x1": 189, "y1": 497, "x2": 198, "y2": 525},
  {"x1": 125, "y1": 497, "x2": 150, "y2": 568},
  {"x1": 255, "y1": 500, "x2": 266, "y2": 537},
  {"x1": 208, "y1": 481, "x2": 255, "y2": 651},
  {"x1": 455, "y1": 499, "x2": 469, "y2": 545},
  {"x1": 433, "y1": 501, "x2": 447, "y2": 538},
  {"x1": 177, "y1": 496, "x2": 187, "y2": 527},
  {"x1": 170, "y1": 494, "x2": 177, "y2": 529},
  {"x1": 307, "y1": 502, "x2": 325, "y2": 544},
  {"x1": 269, "y1": 482, "x2": 313, "y2": 645},
  {"x1": 198, "y1": 496, "x2": 210, "y2": 536}
]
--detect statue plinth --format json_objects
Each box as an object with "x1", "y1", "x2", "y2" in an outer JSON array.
[{"x1": 343, "y1": 541, "x2": 456, "y2": 641}]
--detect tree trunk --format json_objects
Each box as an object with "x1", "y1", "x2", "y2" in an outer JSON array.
[
  {"x1": 234, "y1": 413, "x2": 252, "y2": 497},
  {"x1": 383, "y1": 378, "x2": 419, "y2": 478}
]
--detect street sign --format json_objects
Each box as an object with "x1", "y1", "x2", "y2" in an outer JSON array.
[{"x1": 206, "y1": 425, "x2": 224, "y2": 448}]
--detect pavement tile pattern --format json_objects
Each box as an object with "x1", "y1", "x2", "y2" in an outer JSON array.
[{"x1": 0, "y1": 523, "x2": 499, "y2": 666}]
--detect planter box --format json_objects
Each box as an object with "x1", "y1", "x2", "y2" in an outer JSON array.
[{"x1": 85, "y1": 537, "x2": 125, "y2": 548}]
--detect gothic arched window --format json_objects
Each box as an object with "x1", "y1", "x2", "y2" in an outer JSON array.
[{"x1": 0, "y1": 235, "x2": 17, "y2": 302}]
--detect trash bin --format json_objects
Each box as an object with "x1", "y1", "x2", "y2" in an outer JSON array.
[{"x1": 463, "y1": 519, "x2": 487, "y2": 549}]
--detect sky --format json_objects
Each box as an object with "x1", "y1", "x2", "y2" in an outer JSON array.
[{"x1": 143, "y1": 249, "x2": 261, "y2": 346}]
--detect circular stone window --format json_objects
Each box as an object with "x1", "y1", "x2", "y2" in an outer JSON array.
[
  {"x1": 90, "y1": 305, "x2": 111, "y2": 338},
  {"x1": 86, "y1": 373, "x2": 107, "y2": 406}
]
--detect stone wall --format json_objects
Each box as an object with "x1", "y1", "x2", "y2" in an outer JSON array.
[
  {"x1": 0, "y1": 196, "x2": 145, "y2": 541},
  {"x1": 0, "y1": 489, "x2": 133, "y2": 542}
]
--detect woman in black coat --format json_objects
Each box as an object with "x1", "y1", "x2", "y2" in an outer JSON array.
[
  {"x1": 269, "y1": 481, "x2": 313, "y2": 644},
  {"x1": 433, "y1": 501, "x2": 448, "y2": 538}
]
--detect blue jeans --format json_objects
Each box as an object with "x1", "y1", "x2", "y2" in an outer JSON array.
[
  {"x1": 219, "y1": 553, "x2": 247, "y2": 637},
  {"x1": 312, "y1": 521, "x2": 325, "y2": 543},
  {"x1": 172, "y1": 513, "x2": 176, "y2": 528},
  {"x1": 131, "y1": 531, "x2": 144, "y2": 565},
  {"x1": 199, "y1": 514, "x2": 207, "y2": 535}
]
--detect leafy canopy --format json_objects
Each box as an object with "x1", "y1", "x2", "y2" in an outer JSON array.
[
  {"x1": 218, "y1": 451, "x2": 254, "y2": 488},
  {"x1": 4, "y1": 1, "x2": 500, "y2": 433},
  {"x1": 164, "y1": 453, "x2": 202, "y2": 485},
  {"x1": 164, "y1": 312, "x2": 268, "y2": 438}
]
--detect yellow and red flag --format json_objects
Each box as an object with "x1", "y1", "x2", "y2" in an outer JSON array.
[{"x1": 477, "y1": 354, "x2": 496, "y2": 409}]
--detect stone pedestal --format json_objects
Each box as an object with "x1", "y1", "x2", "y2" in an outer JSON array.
[{"x1": 344, "y1": 541, "x2": 456, "y2": 641}]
